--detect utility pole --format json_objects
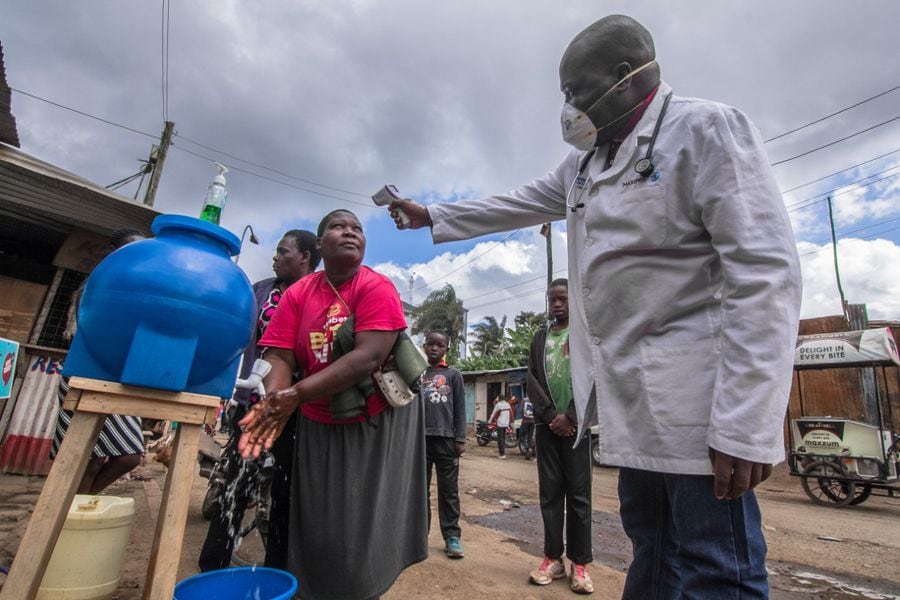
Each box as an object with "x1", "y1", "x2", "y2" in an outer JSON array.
[
  {"x1": 541, "y1": 222, "x2": 552, "y2": 314},
  {"x1": 143, "y1": 120, "x2": 174, "y2": 207},
  {"x1": 461, "y1": 307, "x2": 469, "y2": 360}
]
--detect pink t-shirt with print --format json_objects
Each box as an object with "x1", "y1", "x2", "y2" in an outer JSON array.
[{"x1": 259, "y1": 266, "x2": 407, "y2": 424}]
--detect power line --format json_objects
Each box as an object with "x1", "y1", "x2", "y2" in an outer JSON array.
[
  {"x1": 764, "y1": 84, "x2": 900, "y2": 144},
  {"x1": 106, "y1": 163, "x2": 151, "y2": 190},
  {"x1": 173, "y1": 134, "x2": 530, "y2": 290},
  {"x1": 785, "y1": 166, "x2": 900, "y2": 213},
  {"x1": 780, "y1": 148, "x2": 900, "y2": 195},
  {"x1": 174, "y1": 132, "x2": 369, "y2": 198},
  {"x1": 10, "y1": 87, "x2": 158, "y2": 139},
  {"x1": 413, "y1": 231, "x2": 519, "y2": 294},
  {"x1": 461, "y1": 267, "x2": 569, "y2": 304},
  {"x1": 161, "y1": 0, "x2": 171, "y2": 121},
  {"x1": 170, "y1": 141, "x2": 373, "y2": 208},
  {"x1": 465, "y1": 286, "x2": 548, "y2": 312},
  {"x1": 799, "y1": 223, "x2": 900, "y2": 257},
  {"x1": 771, "y1": 115, "x2": 900, "y2": 166},
  {"x1": 803, "y1": 216, "x2": 900, "y2": 248}
]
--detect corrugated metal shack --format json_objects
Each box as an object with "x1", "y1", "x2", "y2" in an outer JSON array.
[
  {"x1": 0, "y1": 48, "x2": 161, "y2": 473},
  {"x1": 460, "y1": 367, "x2": 528, "y2": 424}
]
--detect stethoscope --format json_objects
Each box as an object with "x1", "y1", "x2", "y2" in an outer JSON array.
[{"x1": 566, "y1": 91, "x2": 673, "y2": 213}]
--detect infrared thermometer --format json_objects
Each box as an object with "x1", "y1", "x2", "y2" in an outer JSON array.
[{"x1": 372, "y1": 184, "x2": 411, "y2": 228}]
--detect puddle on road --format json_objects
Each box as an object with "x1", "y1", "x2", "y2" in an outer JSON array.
[
  {"x1": 768, "y1": 564, "x2": 900, "y2": 600},
  {"x1": 467, "y1": 495, "x2": 900, "y2": 599}
]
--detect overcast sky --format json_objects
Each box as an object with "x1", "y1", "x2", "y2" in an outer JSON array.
[{"x1": 3, "y1": 1, "x2": 899, "y2": 339}]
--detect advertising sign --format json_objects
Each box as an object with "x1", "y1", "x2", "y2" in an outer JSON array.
[
  {"x1": 794, "y1": 328, "x2": 899, "y2": 368},
  {"x1": 0, "y1": 337, "x2": 20, "y2": 400}
]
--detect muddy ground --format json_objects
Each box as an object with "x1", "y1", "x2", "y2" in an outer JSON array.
[{"x1": 3, "y1": 440, "x2": 900, "y2": 599}]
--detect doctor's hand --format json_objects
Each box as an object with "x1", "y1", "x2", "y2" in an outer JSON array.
[
  {"x1": 388, "y1": 199, "x2": 432, "y2": 230},
  {"x1": 238, "y1": 387, "x2": 300, "y2": 459},
  {"x1": 708, "y1": 447, "x2": 773, "y2": 500}
]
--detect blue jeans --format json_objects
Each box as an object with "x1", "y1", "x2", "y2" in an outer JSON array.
[{"x1": 618, "y1": 468, "x2": 768, "y2": 599}]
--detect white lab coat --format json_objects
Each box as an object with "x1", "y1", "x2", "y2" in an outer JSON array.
[{"x1": 429, "y1": 82, "x2": 801, "y2": 474}]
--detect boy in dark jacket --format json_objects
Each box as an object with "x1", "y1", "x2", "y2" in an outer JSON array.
[
  {"x1": 527, "y1": 279, "x2": 593, "y2": 594},
  {"x1": 421, "y1": 330, "x2": 467, "y2": 558}
]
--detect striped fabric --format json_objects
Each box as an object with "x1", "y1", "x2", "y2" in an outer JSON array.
[{"x1": 50, "y1": 377, "x2": 144, "y2": 459}]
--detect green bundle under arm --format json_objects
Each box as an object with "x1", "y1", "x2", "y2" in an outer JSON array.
[
  {"x1": 389, "y1": 331, "x2": 428, "y2": 393},
  {"x1": 329, "y1": 315, "x2": 376, "y2": 420},
  {"x1": 328, "y1": 319, "x2": 428, "y2": 419}
]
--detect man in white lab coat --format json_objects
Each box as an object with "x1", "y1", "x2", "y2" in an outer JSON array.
[{"x1": 390, "y1": 14, "x2": 801, "y2": 599}]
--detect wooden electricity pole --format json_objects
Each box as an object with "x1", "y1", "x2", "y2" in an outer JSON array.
[{"x1": 143, "y1": 120, "x2": 174, "y2": 207}]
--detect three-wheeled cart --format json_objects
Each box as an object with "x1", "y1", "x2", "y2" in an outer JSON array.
[{"x1": 788, "y1": 327, "x2": 900, "y2": 507}]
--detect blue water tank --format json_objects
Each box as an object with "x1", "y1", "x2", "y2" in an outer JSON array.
[{"x1": 64, "y1": 215, "x2": 255, "y2": 398}]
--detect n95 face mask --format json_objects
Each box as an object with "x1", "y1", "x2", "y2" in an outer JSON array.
[{"x1": 561, "y1": 60, "x2": 656, "y2": 151}]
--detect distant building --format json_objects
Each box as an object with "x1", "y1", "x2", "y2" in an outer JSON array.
[
  {"x1": 402, "y1": 300, "x2": 423, "y2": 345},
  {"x1": 458, "y1": 366, "x2": 528, "y2": 425}
]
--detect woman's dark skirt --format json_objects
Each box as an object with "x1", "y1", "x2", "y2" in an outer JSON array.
[{"x1": 290, "y1": 399, "x2": 428, "y2": 600}]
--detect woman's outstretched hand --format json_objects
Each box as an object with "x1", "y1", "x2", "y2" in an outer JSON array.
[{"x1": 238, "y1": 387, "x2": 301, "y2": 459}]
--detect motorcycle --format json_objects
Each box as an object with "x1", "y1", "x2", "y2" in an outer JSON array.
[
  {"x1": 197, "y1": 359, "x2": 277, "y2": 566},
  {"x1": 475, "y1": 419, "x2": 518, "y2": 448},
  {"x1": 198, "y1": 359, "x2": 272, "y2": 522}
]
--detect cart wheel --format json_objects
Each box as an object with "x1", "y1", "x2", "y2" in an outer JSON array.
[
  {"x1": 848, "y1": 483, "x2": 872, "y2": 506},
  {"x1": 801, "y1": 460, "x2": 856, "y2": 507}
]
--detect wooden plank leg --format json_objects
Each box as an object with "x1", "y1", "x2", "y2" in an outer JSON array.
[
  {"x1": 143, "y1": 423, "x2": 202, "y2": 600},
  {"x1": 0, "y1": 410, "x2": 104, "y2": 600}
]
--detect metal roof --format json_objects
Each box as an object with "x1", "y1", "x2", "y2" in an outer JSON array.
[
  {"x1": 460, "y1": 366, "x2": 527, "y2": 377},
  {"x1": 0, "y1": 143, "x2": 160, "y2": 236}
]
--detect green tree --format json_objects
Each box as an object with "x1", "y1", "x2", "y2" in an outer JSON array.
[
  {"x1": 411, "y1": 284, "x2": 466, "y2": 361},
  {"x1": 513, "y1": 310, "x2": 546, "y2": 335},
  {"x1": 501, "y1": 310, "x2": 547, "y2": 364},
  {"x1": 470, "y1": 315, "x2": 507, "y2": 357},
  {"x1": 457, "y1": 309, "x2": 549, "y2": 372}
]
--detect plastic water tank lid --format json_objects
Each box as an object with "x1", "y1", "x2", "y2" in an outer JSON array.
[{"x1": 151, "y1": 214, "x2": 242, "y2": 256}]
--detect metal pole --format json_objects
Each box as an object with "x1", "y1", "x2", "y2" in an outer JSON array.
[
  {"x1": 826, "y1": 196, "x2": 848, "y2": 320},
  {"x1": 234, "y1": 225, "x2": 258, "y2": 265}
]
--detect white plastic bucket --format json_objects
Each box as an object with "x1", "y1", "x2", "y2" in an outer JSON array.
[{"x1": 37, "y1": 494, "x2": 136, "y2": 600}]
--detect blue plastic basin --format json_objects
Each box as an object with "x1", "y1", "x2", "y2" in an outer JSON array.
[{"x1": 174, "y1": 567, "x2": 297, "y2": 600}]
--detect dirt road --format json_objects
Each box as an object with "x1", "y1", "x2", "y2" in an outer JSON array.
[
  {"x1": 387, "y1": 443, "x2": 900, "y2": 599},
  {"x1": 5, "y1": 440, "x2": 900, "y2": 599}
]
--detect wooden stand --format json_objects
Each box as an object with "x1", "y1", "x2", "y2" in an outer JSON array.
[{"x1": 0, "y1": 376, "x2": 220, "y2": 600}]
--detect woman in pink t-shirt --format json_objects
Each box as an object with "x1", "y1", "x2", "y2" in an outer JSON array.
[{"x1": 239, "y1": 209, "x2": 427, "y2": 600}]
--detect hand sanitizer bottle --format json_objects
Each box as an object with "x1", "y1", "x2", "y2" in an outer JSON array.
[{"x1": 199, "y1": 163, "x2": 228, "y2": 225}]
